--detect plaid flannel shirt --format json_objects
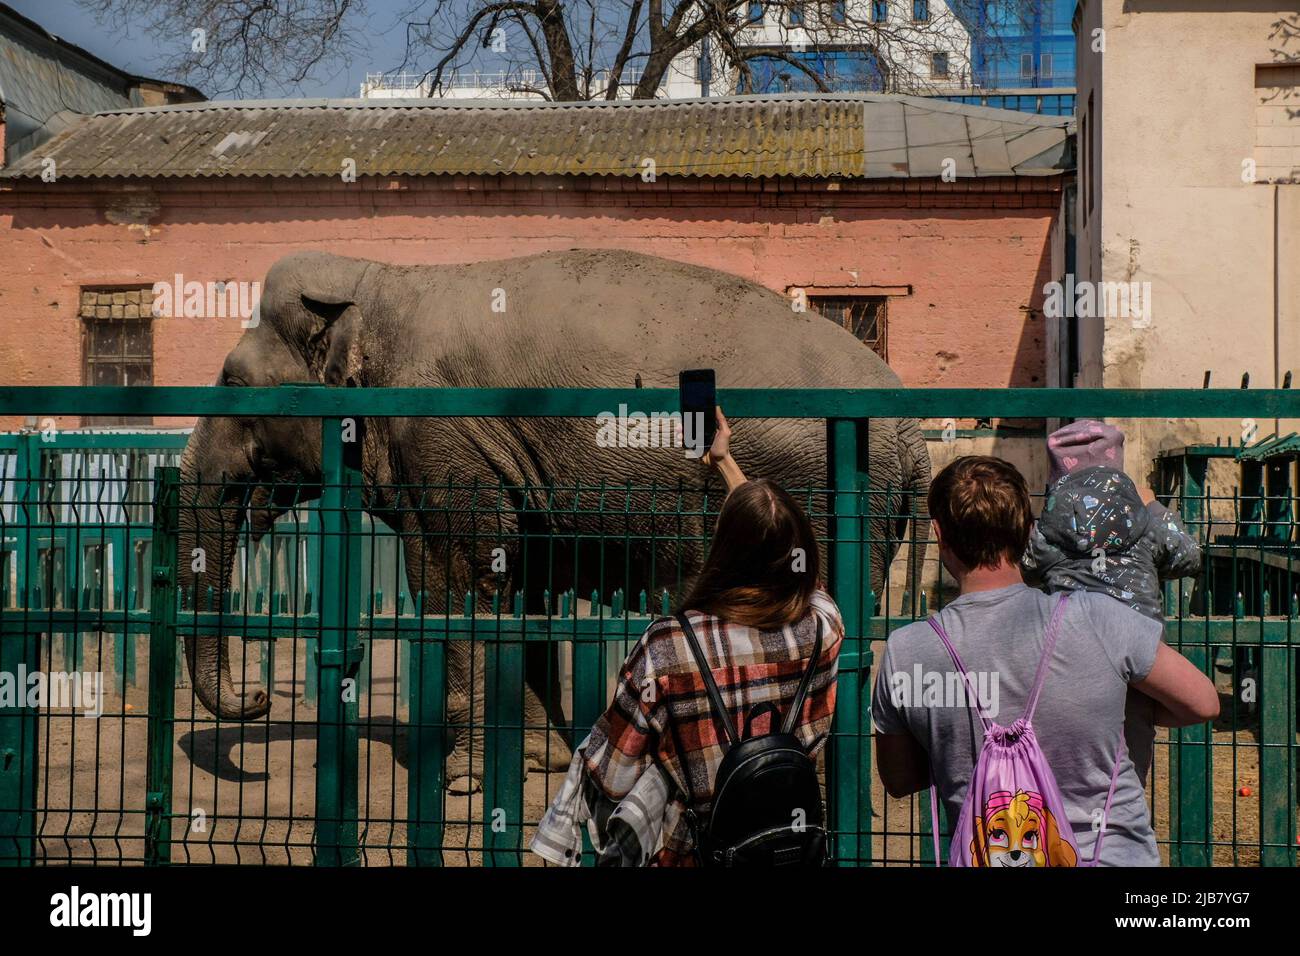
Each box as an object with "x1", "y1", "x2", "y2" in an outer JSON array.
[{"x1": 536, "y1": 588, "x2": 843, "y2": 866}]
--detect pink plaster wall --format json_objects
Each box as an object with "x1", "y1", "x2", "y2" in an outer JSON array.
[{"x1": 0, "y1": 174, "x2": 1061, "y2": 428}]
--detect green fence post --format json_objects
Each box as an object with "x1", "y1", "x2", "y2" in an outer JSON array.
[
  {"x1": 304, "y1": 506, "x2": 320, "y2": 704},
  {"x1": 1168, "y1": 455, "x2": 1211, "y2": 866},
  {"x1": 571, "y1": 629, "x2": 603, "y2": 750},
  {"x1": 1258, "y1": 626, "x2": 1293, "y2": 866},
  {"x1": 0, "y1": 433, "x2": 39, "y2": 866},
  {"x1": 145, "y1": 467, "x2": 180, "y2": 866},
  {"x1": 570, "y1": 602, "x2": 605, "y2": 867},
  {"x1": 11, "y1": 432, "x2": 35, "y2": 618},
  {"x1": 918, "y1": 788, "x2": 935, "y2": 865},
  {"x1": 482, "y1": 590, "x2": 525, "y2": 866},
  {"x1": 1170, "y1": 620, "x2": 1213, "y2": 866},
  {"x1": 315, "y1": 417, "x2": 363, "y2": 866},
  {"x1": 406, "y1": 597, "x2": 445, "y2": 866},
  {"x1": 828, "y1": 418, "x2": 865, "y2": 865}
]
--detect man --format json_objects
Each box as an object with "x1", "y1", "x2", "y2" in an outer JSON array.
[{"x1": 872, "y1": 456, "x2": 1218, "y2": 865}]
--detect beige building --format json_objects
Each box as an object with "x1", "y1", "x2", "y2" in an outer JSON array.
[{"x1": 1071, "y1": 1, "x2": 1300, "y2": 478}]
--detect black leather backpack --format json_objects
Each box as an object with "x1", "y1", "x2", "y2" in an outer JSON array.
[{"x1": 672, "y1": 612, "x2": 828, "y2": 867}]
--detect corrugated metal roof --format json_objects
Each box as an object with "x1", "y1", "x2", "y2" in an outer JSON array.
[
  {"x1": 0, "y1": 92, "x2": 1073, "y2": 181},
  {"x1": 0, "y1": 3, "x2": 204, "y2": 165}
]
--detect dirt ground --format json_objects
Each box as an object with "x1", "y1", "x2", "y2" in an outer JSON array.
[{"x1": 28, "y1": 632, "x2": 1299, "y2": 867}]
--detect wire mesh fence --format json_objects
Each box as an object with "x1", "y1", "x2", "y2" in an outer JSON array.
[{"x1": 0, "y1": 387, "x2": 1297, "y2": 866}]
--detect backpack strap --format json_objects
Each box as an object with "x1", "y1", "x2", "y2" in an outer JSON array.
[
  {"x1": 926, "y1": 614, "x2": 993, "y2": 734},
  {"x1": 781, "y1": 615, "x2": 824, "y2": 735},
  {"x1": 1023, "y1": 592, "x2": 1072, "y2": 723},
  {"x1": 675, "y1": 613, "x2": 739, "y2": 749},
  {"x1": 675, "y1": 611, "x2": 825, "y2": 745},
  {"x1": 1087, "y1": 729, "x2": 1129, "y2": 867}
]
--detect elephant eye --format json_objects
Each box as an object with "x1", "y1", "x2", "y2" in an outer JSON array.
[{"x1": 223, "y1": 371, "x2": 247, "y2": 387}]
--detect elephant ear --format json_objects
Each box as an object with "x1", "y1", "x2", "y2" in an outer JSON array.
[{"x1": 303, "y1": 296, "x2": 364, "y2": 387}]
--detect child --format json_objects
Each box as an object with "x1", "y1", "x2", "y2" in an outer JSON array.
[
  {"x1": 1021, "y1": 420, "x2": 1202, "y2": 620},
  {"x1": 1022, "y1": 421, "x2": 1207, "y2": 788}
]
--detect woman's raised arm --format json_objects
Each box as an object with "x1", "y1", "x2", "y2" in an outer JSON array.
[{"x1": 702, "y1": 406, "x2": 748, "y2": 494}]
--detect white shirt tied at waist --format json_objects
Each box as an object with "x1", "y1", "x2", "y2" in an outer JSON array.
[{"x1": 531, "y1": 734, "x2": 673, "y2": 867}]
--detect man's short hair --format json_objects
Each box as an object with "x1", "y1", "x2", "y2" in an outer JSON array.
[{"x1": 928, "y1": 456, "x2": 1032, "y2": 570}]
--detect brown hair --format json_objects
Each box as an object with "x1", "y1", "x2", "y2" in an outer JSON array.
[
  {"x1": 678, "y1": 479, "x2": 821, "y2": 631},
  {"x1": 928, "y1": 456, "x2": 1033, "y2": 570}
]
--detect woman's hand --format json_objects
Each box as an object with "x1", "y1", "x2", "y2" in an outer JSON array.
[
  {"x1": 702, "y1": 406, "x2": 732, "y2": 466},
  {"x1": 702, "y1": 407, "x2": 748, "y2": 494}
]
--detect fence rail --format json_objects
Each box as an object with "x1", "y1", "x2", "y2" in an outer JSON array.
[
  {"x1": 6, "y1": 385, "x2": 1300, "y2": 418},
  {"x1": 1, "y1": 387, "x2": 1297, "y2": 866}
]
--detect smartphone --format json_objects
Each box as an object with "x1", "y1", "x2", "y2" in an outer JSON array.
[{"x1": 679, "y1": 369, "x2": 717, "y2": 453}]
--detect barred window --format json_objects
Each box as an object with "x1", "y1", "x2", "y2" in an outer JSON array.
[
  {"x1": 81, "y1": 287, "x2": 154, "y2": 426},
  {"x1": 810, "y1": 295, "x2": 888, "y2": 361}
]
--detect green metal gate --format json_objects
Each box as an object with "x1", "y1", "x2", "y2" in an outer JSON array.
[{"x1": 0, "y1": 386, "x2": 1297, "y2": 866}]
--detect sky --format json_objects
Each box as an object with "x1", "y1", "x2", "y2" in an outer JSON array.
[{"x1": 9, "y1": 0, "x2": 425, "y2": 98}]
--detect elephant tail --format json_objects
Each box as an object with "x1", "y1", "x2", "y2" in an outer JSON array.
[{"x1": 899, "y1": 417, "x2": 932, "y2": 616}]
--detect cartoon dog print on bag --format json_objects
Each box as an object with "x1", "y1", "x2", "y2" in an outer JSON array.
[{"x1": 971, "y1": 790, "x2": 1078, "y2": 867}]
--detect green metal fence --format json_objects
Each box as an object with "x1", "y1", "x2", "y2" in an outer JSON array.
[{"x1": 0, "y1": 386, "x2": 1297, "y2": 866}]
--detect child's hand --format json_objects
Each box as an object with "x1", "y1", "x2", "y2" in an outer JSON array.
[{"x1": 1137, "y1": 485, "x2": 1157, "y2": 505}]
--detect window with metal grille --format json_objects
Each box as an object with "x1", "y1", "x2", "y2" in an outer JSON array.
[
  {"x1": 912, "y1": 0, "x2": 929, "y2": 22},
  {"x1": 81, "y1": 287, "x2": 154, "y2": 426},
  {"x1": 871, "y1": 0, "x2": 888, "y2": 21},
  {"x1": 810, "y1": 295, "x2": 888, "y2": 361}
]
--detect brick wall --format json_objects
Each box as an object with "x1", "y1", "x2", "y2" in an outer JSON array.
[{"x1": 0, "y1": 173, "x2": 1063, "y2": 428}]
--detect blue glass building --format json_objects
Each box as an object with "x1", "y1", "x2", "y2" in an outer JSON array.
[{"x1": 943, "y1": 0, "x2": 1076, "y2": 114}]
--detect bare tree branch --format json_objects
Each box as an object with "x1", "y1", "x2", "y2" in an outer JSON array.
[
  {"x1": 77, "y1": 0, "x2": 362, "y2": 97},
  {"x1": 79, "y1": 0, "x2": 1054, "y2": 102}
]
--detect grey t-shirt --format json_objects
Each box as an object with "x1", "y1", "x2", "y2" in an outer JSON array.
[{"x1": 872, "y1": 583, "x2": 1163, "y2": 866}]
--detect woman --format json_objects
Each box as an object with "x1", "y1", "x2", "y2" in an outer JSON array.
[{"x1": 532, "y1": 409, "x2": 845, "y2": 866}]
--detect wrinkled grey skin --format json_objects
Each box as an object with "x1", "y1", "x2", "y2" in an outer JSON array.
[{"x1": 178, "y1": 248, "x2": 931, "y2": 792}]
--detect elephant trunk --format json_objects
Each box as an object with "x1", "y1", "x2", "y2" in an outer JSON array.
[{"x1": 177, "y1": 418, "x2": 272, "y2": 721}]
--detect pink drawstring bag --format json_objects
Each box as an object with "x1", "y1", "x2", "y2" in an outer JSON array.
[{"x1": 927, "y1": 593, "x2": 1126, "y2": 867}]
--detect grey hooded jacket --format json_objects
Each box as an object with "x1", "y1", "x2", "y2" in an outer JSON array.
[{"x1": 1021, "y1": 466, "x2": 1202, "y2": 621}]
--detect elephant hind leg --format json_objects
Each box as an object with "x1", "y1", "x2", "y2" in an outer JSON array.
[
  {"x1": 401, "y1": 512, "x2": 572, "y2": 793},
  {"x1": 524, "y1": 690, "x2": 572, "y2": 772},
  {"x1": 524, "y1": 641, "x2": 572, "y2": 772},
  {"x1": 445, "y1": 637, "x2": 487, "y2": 795}
]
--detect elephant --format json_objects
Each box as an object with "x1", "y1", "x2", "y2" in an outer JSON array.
[{"x1": 177, "y1": 248, "x2": 931, "y2": 794}]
